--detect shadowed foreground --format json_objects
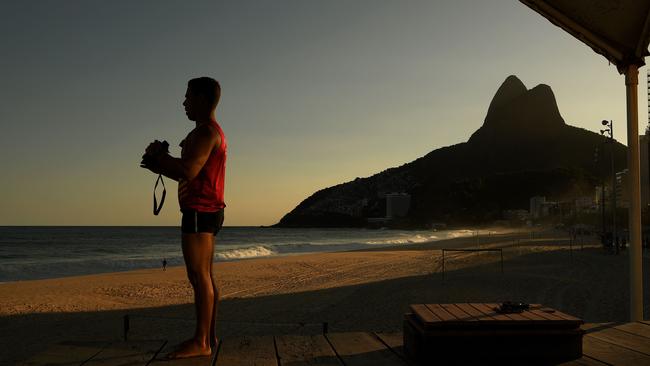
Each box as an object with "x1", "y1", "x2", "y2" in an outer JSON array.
[
  {"x1": 17, "y1": 321, "x2": 650, "y2": 365},
  {"x1": 2, "y1": 232, "x2": 650, "y2": 364}
]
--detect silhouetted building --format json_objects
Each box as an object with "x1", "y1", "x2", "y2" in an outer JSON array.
[
  {"x1": 640, "y1": 135, "x2": 650, "y2": 208},
  {"x1": 503, "y1": 209, "x2": 529, "y2": 221},
  {"x1": 575, "y1": 196, "x2": 595, "y2": 212},
  {"x1": 386, "y1": 193, "x2": 411, "y2": 218},
  {"x1": 616, "y1": 169, "x2": 630, "y2": 208},
  {"x1": 530, "y1": 196, "x2": 546, "y2": 219},
  {"x1": 594, "y1": 185, "x2": 611, "y2": 208}
]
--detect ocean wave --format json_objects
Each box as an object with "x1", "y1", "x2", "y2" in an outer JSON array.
[
  {"x1": 446, "y1": 229, "x2": 476, "y2": 238},
  {"x1": 0, "y1": 227, "x2": 493, "y2": 282},
  {"x1": 215, "y1": 245, "x2": 276, "y2": 260},
  {"x1": 364, "y1": 234, "x2": 438, "y2": 245}
]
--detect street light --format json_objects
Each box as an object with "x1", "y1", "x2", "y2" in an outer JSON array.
[
  {"x1": 600, "y1": 120, "x2": 617, "y2": 252},
  {"x1": 594, "y1": 145, "x2": 606, "y2": 245}
]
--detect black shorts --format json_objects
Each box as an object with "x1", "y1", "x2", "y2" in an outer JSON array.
[{"x1": 181, "y1": 209, "x2": 224, "y2": 235}]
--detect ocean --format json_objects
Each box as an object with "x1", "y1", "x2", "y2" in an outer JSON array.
[{"x1": 0, "y1": 226, "x2": 475, "y2": 282}]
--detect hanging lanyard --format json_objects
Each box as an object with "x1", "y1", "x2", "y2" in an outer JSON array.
[{"x1": 153, "y1": 174, "x2": 166, "y2": 215}]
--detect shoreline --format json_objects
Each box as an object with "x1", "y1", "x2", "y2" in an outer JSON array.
[{"x1": 0, "y1": 226, "x2": 521, "y2": 284}]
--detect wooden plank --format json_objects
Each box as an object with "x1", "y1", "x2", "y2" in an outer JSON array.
[
  {"x1": 583, "y1": 324, "x2": 650, "y2": 356},
  {"x1": 440, "y1": 304, "x2": 473, "y2": 321},
  {"x1": 454, "y1": 303, "x2": 492, "y2": 321},
  {"x1": 424, "y1": 304, "x2": 456, "y2": 322},
  {"x1": 84, "y1": 340, "x2": 166, "y2": 366},
  {"x1": 275, "y1": 335, "x2": 341, "y2": 366},
  {"x1": 527, "y1": 307, "x2": 566, "y2": 321},
  {"x1": 557, "y1": 356, "x2": 610, "y2": 365},
  {"x1": 469, "y1": 303, "x2": 511, "y2": 321},
  {"x1": 18, "y1": 341, "x2": 109, "y2": 366},
  {"x1": 529, "y1": 304, "x2": 582, "y2": 322},
  {"x1": 583, "y1": 334, "x2": 650, "y2": 365},
  {"x1": 216, "y1": 336, "x2": 277, "y2": 366},
  {"x1": 485, "y1": 303, "x2": 529, "y2": 321},
  {"x1": 614, "y1": 322, "x2": 650, "y2": 339},
  {"x1": 326, "y1": 332, "x2": 406, "y2": 366},
  {"x1": 373, "y1": 332, "x2": 409, "y2": 363},
  {"x1": 409, "y1": 304, "x2": 440, "y2": 324},
  {"x1": 552, "y1": 310, "x2": 583, "y2": 322},
  {"x1": 518, "y1": 309, "x2": 548, "y2": 321},
  {"x1": 500, "y1": 312, "x2": 530, "y2": 321},
  {"x1": 529, "y1": 304, "x2": 572, "y2": 321},
  {"x1": 151, "y1": 355, "x2": 214, "y2": 366}
]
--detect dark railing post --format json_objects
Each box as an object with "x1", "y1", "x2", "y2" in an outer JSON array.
[
  {"x1": 123, "y1": 314, "x2": 130, "y2": 341},
  {"x1": 500, "y1": 249, "x2": 504, "y2": 274},
  {"x1": 441, "y1": 250, "x2": 445, "y2": 281},
  {"x1": 569, "y1": 235, "x2": 573, "y2": 263}
]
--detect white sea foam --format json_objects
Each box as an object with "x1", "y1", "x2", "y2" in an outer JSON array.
[
  {"x1": 446, "y1": 229, "x2": 476, "y2": 238},
  {"x1": 365, "y1": 234, "x2": 439, "y2": 245},
  {"x1": 215, "y1": 245, "x2": 276, "y2": 260},
  {"x1": 365, "y1": 229, "x2": 478, "y2": 245}
]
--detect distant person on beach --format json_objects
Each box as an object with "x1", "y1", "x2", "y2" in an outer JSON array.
[
  {"x1": 162, "y1": 258, "x2": 167, "y2": 271},
  {"x1": 141, "y1": 77, "x2": 226, "y2": 359}
]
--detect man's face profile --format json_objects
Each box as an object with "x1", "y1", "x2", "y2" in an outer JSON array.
[
  {"x1": 182, "y1": 87, "x2": 209, "y2": 122},
  {"x1": 182, "y1": 88, "x2": 197, "y2": 121}
]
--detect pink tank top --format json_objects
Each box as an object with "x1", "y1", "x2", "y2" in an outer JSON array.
[{"x1": 178, "y1": 122, "x2": 227, "y2": 211}]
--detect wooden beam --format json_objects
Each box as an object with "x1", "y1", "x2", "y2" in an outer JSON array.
[
  {"x1": 583, "y1": 334, "x2": 650, "y2": 364},
  {"x1": 275, "y1": 335, "x2": 341, "y2": 366},
  {"x1": 84, "y1": 340, "x2": 167, "y2": 366},
  {"x1": 216, "y1": 336, "x2": 277, "y2": 366},
  {"x1": 519, "y1": 0, "x2": 626, "y2": 68},
  {"x1": 18, "y1": 341, "x2": 110, "y2": 366},
  {"x1": 325, "y1": 332, "x2": 406, "y2": 366}
]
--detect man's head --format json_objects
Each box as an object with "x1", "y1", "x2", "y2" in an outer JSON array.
[{"x1": 183, "y1": 77, "x2": 221, "y2": 121}]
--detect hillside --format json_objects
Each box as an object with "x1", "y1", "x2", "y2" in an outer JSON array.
[{"x1": 276, "y1": 76, "x2": 627, "y2": 227}]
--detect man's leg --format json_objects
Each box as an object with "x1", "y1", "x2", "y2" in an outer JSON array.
[
  {"x1": 209, "y1": 240, "x2": 220, "y2": 348},
  {"x1": 167, "y1": 232, "x2": 215, "y2": 359}
]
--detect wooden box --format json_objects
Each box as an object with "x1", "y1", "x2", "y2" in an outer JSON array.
[{"x1": 404, "y1": 303, "x2": 584, "y2": 364}]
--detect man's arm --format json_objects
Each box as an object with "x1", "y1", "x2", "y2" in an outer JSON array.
[{"x1": 156, "y1": 124, "x2": 220, "y2": 182}]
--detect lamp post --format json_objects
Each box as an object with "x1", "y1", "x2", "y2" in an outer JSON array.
[
  {"x1": 600, "y1": 120, "x2": 616, "y2": 251},
  {"x1": 594, "y1": 146, "x2": 606, "y2": 244}
]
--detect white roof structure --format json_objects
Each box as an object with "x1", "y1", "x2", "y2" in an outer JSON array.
[{"x1": 520, "y1": 0, "x2": 650, "y2": 72}]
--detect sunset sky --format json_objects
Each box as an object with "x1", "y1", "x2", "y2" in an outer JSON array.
[{"x1": 1, "y1": 0, "x2": 648, "y2": 226}]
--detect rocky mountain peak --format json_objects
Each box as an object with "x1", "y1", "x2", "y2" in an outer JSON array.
[
  {"x1": 469, "y1": 75, "x2": 566, "y2": 144},
  {"x1": 485, "y1": 75, "x2": 527, "y2": 117}
]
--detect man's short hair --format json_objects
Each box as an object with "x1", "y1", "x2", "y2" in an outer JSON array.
[{"x1": 188, "y1": 77, "x2": 221, "y2": 108}]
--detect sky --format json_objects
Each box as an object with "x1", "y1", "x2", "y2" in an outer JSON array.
[{"x1": 1, "y1": 0, "x2": 648, "y2": 226}]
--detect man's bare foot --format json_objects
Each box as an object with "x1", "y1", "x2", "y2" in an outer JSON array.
[{"x1": 166, "y1": 338, "x2": 211, "y2": 359}]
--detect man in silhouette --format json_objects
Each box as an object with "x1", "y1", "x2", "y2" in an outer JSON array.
[
  {"x1": 142, "y1": 77, "x2": 226, "y2": 359},
  {"x1": 162, "y1": 258, "x2": 167, "y2": 271}
]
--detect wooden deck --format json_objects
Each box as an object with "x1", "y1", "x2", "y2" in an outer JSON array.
[{"x1": 18, "y1": 321, "x2": 650, "y2": 365}]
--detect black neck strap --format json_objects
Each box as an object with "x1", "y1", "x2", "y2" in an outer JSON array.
[{"x1": 153, "y1": 174, "x2": 166, "y2": 216}]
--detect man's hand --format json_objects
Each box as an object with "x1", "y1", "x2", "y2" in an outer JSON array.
[
  {"x1": 145, "y1": 140, "x2": 166, "y2": 155},
  {"x1": 141, "y1": 140, "x2": 169, "y2": 174},
  {"x1": 140, "y1": 157, "x2": 163, "y2": 174}
]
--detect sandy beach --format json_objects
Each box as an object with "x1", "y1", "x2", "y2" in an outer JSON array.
[{"x1": 2, "y1": 230, "x2": 649, "y2": 364}]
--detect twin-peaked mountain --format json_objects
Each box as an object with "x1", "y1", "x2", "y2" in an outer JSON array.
[{"x1": 276, "y1": 75, "x2": 627, "y2": 227}]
